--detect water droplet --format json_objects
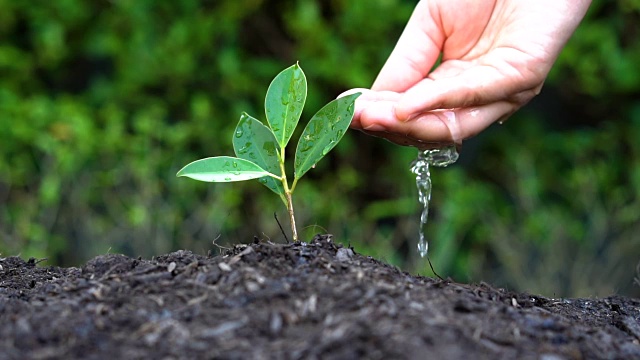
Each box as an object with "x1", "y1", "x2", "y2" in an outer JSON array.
[
  {"x1": 238, "y1": 142, "x2": 252, "y2": 155},
  {"x1": 232, "y1": 162, "x2": 238, "y2": 168},
  {"x1": 281, "y1": 94, "x2": 290, "y2": 106},
  {"x1": 417, "y1": 240, "x2": 428, "y2": 258},
  {"x1": 263, "y1": 142, "x2": 277, "y2": 156},
  {"x1": 322, "y1": 143, "x2": 334, "y2": 156},
  {"x1": 224, "y1": 177, "x2": 232, "y2": 181},
  {"x1": 299, "y1": 141, "x2": 313, "y2": 153},
  {"x1": 235, "y1": 129, "x2": 244, "y2": 138}
]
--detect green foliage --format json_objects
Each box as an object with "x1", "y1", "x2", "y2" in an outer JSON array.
[
  {"x1": 265, "y1": 64, "x2": 307, "y2": 149},
  {"x1": 294, "y1": 92, "x2": 359, "y2": 181},
  {"x1": 0, "y1": 0, "x2": 638, "y2": 298},
  {"x1": 177, "y1": 156, "x2": 273, "y2": 182},
  {"x1": 177, "y1": 64, "x2": 360, "y2": 240},
  {"x1": 551, "y1": 0, "x2": 640, "y2": 98},
  {"x1": 233, "y1": 113, "x2": 284, "y2": 198}
]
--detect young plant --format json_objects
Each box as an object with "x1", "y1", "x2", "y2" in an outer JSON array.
[{"x1": 177, "y1": 63, "x2": 360, "y2": 242}]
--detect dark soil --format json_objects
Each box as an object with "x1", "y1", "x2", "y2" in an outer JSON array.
[{"x1": 1, "y1": 235, "x2": 639, "y2": 359}]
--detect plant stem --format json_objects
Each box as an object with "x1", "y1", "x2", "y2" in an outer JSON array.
[
  {"x1": 285, "y1": 189, "x2": 298, "y2": 242},
  {"x1": 279, "y1": 150, "x2": 298, "y2": 242}
]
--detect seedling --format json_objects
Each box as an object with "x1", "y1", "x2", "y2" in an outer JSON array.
[{"x1": 177, "y1": 64, "x2": 360, "y2": 242}]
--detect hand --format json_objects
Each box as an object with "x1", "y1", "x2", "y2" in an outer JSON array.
[{"x1": 343, "y1": 0, "x2": 591, "y2": 148}]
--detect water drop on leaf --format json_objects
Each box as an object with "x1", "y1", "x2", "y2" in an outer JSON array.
[
  {"x1": 299, "y1": 141, "x2": 313, "y2": 153},
  {"x1": 263, "y1": 141, "x2": 277, "y2": 156},
  {"x1": 281, "y1": 94, "x2": 289, "y2": 106},
  {"x1": 238, "y1": 143, "x2": 252, "y2": 155},
  {"x1": 322, "y1": 144, "x2": 333, "y2": 156}
]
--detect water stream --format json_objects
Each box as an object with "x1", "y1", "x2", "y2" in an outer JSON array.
[{"x1": 410, "y1": 144, "x2": 459, "y2": 257}]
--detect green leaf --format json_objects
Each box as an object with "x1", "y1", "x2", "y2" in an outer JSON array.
[
  {"x1": 294, "y1": 92, "x2": 361, "y2": 180},
  {"x1": 265, "y1": 63, "x2": 307, "y2": 148},
  {"x1": 176, "y1": 156, "x2": 274, "y2": 182},
  {"x1": 233, "y1": 112, "x2": 285, "y2": 197}
]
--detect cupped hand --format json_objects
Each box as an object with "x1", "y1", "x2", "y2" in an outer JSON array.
[{"x1": 343, "y1": 0, "x2": 591, "y2": 148}]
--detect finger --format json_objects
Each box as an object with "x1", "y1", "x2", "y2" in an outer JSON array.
[
  {"x1": 395, "y1": 53, "x2": 544, "y2": 119},
  {"x1": 357, "y1": 101, "x2": 516, "y2": 145},
  {"x1": 359, "y1": 129, "x2": 450, "y2": 150},
  {"x1": 342, "y1": 90, "x2": 402, "y2": 129},
  {"x1": 372, "y1": 1, "x2": 444, "y2": 92},
  {"x1": 349, "y1": 100, "x2": 397, "y2": 132}
]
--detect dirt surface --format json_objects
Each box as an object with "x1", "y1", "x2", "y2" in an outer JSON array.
[{"x1": 1, "y1": 235, "x2": 639, "y2": 359}]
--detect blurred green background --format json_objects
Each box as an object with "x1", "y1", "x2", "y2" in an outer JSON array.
[{"x1": 1, "y1": 0, "x2": 638, "y2": 298}]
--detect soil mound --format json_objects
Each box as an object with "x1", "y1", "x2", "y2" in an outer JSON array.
[{"x1": 1, "y1": 235, "x2": 639, "y2": 359}]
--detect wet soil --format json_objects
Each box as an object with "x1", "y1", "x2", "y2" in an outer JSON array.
[{"x1": 1, "y1": 235, "x2": 639, "y2": 359}]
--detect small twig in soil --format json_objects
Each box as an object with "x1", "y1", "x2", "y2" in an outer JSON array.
[
  {"x1": 274, "y1": 212, "x2": 289, "y2": 243},
  {"x1": 262, "y1": 233, "x2": 278, "y2": 245},
  {"x1": 427, "y1": 256, "x2": 444, "y2": 281},
  {"x1": 302, "y1": 224, "x2": 328, "y2": 234},
  {"x1": 212, "y1": 234, "x2": 231, "y2": 253}
]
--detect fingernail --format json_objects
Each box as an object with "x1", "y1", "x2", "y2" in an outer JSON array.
[{"x1": 363, "y1": 124, "x2": 386, "y2": 131}]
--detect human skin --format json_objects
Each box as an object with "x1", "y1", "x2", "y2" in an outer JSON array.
[{"x1": 343, "y1": 0, "x2": 592, "y2": 148}]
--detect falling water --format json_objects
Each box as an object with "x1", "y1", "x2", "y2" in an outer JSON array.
[{"x1": 410, "y1": 144, "x2": 459, "y2": 257}]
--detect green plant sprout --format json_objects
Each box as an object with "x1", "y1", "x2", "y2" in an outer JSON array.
[{"x1": 177, "y1": 63, "x2": 361, "y2": 242}]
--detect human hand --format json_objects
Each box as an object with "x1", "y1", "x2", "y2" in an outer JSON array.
[{"x1": 343, "y1": 0, "x2": 591, "y2": 148}]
